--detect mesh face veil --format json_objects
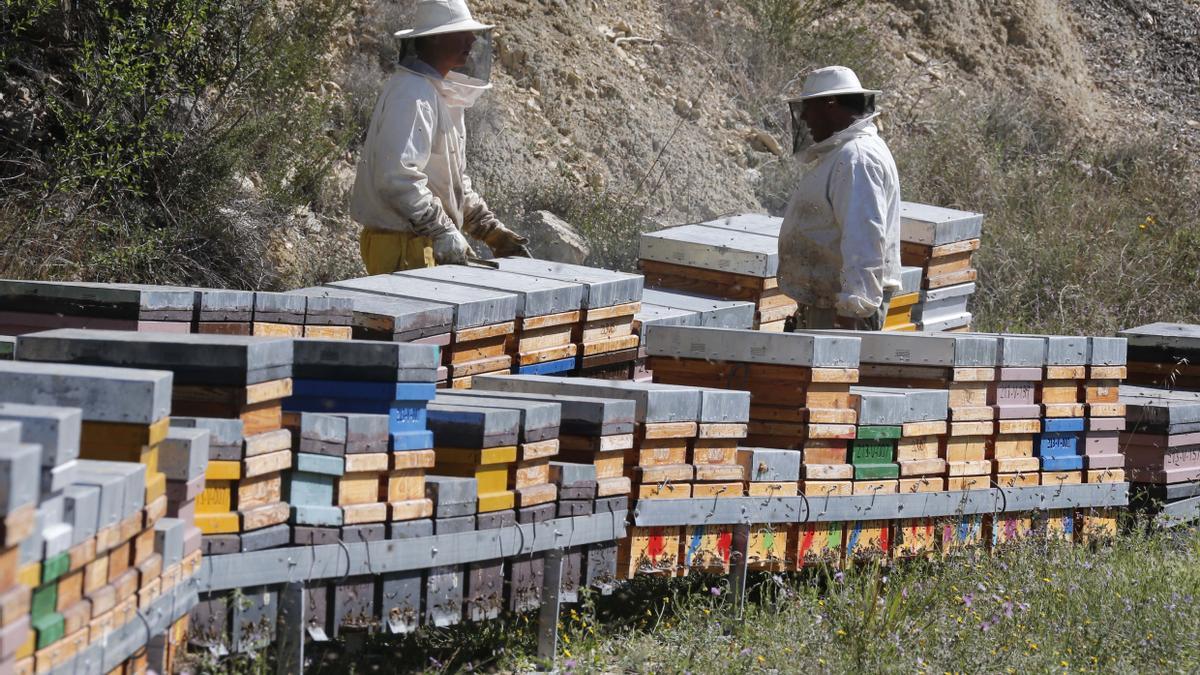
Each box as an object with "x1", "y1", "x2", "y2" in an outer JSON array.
[
  {"x1": 789, "y1": 100, "x2": 814, "y2": 155},
  {"x1": 398, "y1": 32, "x2": 494, "y2": 83},
  {"x1": 789, "y1": 94, "x2": 877, "y2": 154}
]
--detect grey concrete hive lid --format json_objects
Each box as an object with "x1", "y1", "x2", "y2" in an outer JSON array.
[
  {"x1": 639, "y1": 224, "x2": 779, "y2": 277},
  {"x1": 900, "y1": 202, "x2": 984, "y2": 246},
  {"x1": 688, "y1": 213, "x2": 782, "y2": 237},
  {"x1": 470, "y1": 373, "x2": 701, "y2": 423},
  {"x1": 645, "y1": 324, "x2": 860, "y2": 368},
  {"x1": 0, "y1": 360, "x2": 171, "y2": 424},
  {"x1": 291, "y1": 338, "x2": 439, "y2": 381},
  {"x1": 299, "y1": 286, "x2": 453, "y2": 336},
  {"x1": 796, "y1": 329, "x2": 997, "y2": 368},
  {"x1": 490, "y1": 258, "x2": 643, "y2": 308},
  {"x1": 0, "y1": 280, "x2": 196, "y2": 320},
  {"x1": 328, "y1": 275, "x2": 517, "y2": 329},
  {"x1": 396, "y1": 265, "x2": 585, "y2": 317},
  {"x1": 15, "y1": 328, "x2": 293, "y2": 385},
  {"x1": 640, "y1": 288, "x2": 755, "y2": 328}
]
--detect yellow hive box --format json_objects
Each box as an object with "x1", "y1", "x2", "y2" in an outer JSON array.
[
  {"x1": 477, "y1": 491, "x2": 516, "y2": 513},
  {"x1": 194, "y1": 512, "x2": 239, "y2": 535},
  {"x1": 81, "y1": 419, "x2": 169, "y2": 452},
  {"x1": 435, "y1": 464, "x2": 509, "y2": 495}
]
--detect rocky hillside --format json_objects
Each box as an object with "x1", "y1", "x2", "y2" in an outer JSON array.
[{"x1": 292, "y1": 0, "x2": 1198, "y2": 278}]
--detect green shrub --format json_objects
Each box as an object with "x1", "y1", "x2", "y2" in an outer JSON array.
[{"x1": 0, "y1": 0, "x2": 352, "y2": 287}]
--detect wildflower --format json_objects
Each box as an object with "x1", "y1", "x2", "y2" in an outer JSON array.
[
  {"x1": 1003, "y1": 601, "x2": 1014, "y2": 619},
  {"x1": 564, "y1": 649, "x2": 573, "y2": 658},
  {"x1": 962, "y1": 593, "x2": 974, "y2": 608},
  {"x1": 565, "y1": 659, "x2": 577, "y2": 669},
  {"x1": 1042, "y1": 578, "x2": 1052, "y2": 583},
  {"x1": 757, "y1": 656, "x2": 765, "y2": 664},
  {"x1": 710, "y1": 587, "x2": 722, "y2": 597},
  {"x1": 836, "y1": 629, "x2": 846, "y2": 636},
  {"x1": 740, "y1": 648, "x2": 752, "y2": 657},
  {"x1": 834, "y1": 571, "x2": 845, "y2": 583}
]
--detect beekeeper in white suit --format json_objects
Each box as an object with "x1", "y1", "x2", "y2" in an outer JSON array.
[
  {"x1": 350, "y1": 0, "x2": 529, "y2": 273},
  {"x1": 779, "y1": 66, "x2": 900, "y2": 331}
]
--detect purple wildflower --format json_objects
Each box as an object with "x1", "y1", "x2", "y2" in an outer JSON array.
[
  {"x1": 834, "y1": 571, "x2": 845, "y2": 583},
  {"x1": 1003, "y1": 601, "x2": 1014, "y2": 619},
  {"x1": 962, "y1": 593, "x2": 974, "y2": 608},
  {"x1": 710, "y1": 587, "x2": 722, "y2": 597},
  {"x1": 740, "y1": 648, "x2": 752, "y2": 657}
]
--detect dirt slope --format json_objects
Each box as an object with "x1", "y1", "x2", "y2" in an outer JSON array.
[{"x1": 289, "y1": 0, "x2": 1198, "y2": 282}]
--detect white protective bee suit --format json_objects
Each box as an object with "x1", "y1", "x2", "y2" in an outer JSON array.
[
  {"x1": 349, "y1": 58, "x2": 509, "y2": 271},
  {"x1": 778, "y1": 113, "x2": 901, "y2": 327}
]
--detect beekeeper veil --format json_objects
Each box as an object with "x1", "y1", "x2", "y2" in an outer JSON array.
[
  {"x1": 786, "y1": 66, "x2": 881, "y2": 154},
  {"x1": 395, "y1": 0, "x2": 495, "y2": 83}
]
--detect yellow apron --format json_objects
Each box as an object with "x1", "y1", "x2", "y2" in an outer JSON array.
[{"x1": 359, "y1": 229, "x2": 435, "y2": 274}]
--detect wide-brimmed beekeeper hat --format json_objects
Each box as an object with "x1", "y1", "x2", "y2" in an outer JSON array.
[
  {"x1": 394, "y1": 0, "x2": 494, "y2": 39},
  {"x1": 786, "y1": 66, "x2": 882, "y2": 102}
]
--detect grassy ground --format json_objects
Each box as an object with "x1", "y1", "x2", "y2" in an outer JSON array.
[{"x1": 264, "y1": 520, "x2": 1200, "y2": 673}]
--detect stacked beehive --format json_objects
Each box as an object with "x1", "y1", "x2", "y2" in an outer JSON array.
[
  {"x1": 639, "y1": 221, "x2": 795, "y2": 331},
  {"x1": 285, "y1": 339, "x2": 440, "y2": 531},
  {"x1": 828, "y1": 331, "x2": 998, "y2": 490},
  {"x1": 844, "y1": 388, "x2": 903, "y2": 562},
  {"x1": 1078, "y1": 337, "x2": 1128, "y2": 540},
  {"x1": 432, "y1": 399, "x2": 549, "y2": 617},
  {"x1": 190, "y1": 289, "x2": 254, "y2": 336},
  {"x1": 292, "y1": 286, "x2": 452, "y2": 343},
  {"x1": 642, "y1": 326, "x2": 861, "y2": 567},
  {"x1": 803, "y1": 331, "x2": 1000, "y2": 553},
  {"x1": 979, "y1": 335, "x2": 1046, "y2": 546},
  {"x1": 424, "y1": 401, "x2": 549, "y2": 619},
  {"x1": 491, "y1": 258, "x2": 644, "y2": 378},
  {"x1": 643, "y1": 326, "x2": 860, "y2": 450},
  {"x1": 436, "y1": 392, "x2": 561, "y2": 510},
  {"x1": 0, "y1": 281, "x2": 195, "y2": 335},
  {"x1": 1027, "y1": 336, "x2": 1088, "y2": 541},
  {"x1": 900, "y1": 202, "x2": 983, "y2": 332},
  {"x1": 471, "y1": 375, "x2": 723, "y2": 577},
  {"x1": 328, "y1": 274, "x2": 518, "y2": 388},
  {"x1": 465, "y1": 387, "x2": 635, "y2": 592},
  {"x1": 0, "y1": 361, "x2": 201, "y2": 672},
  {"x1": 852, "y1": 387, "x2": 950, "y2": 559},
  {"x1": 397, "y1": 266, "x2": 586, "y2": 377},
  {"x1": 1117, "y1": 323, "x2": 1198, "y2": 523},
  {"x1": 1122, "y1": 386, "x2": 1200, "y2": 518},
  {"x1": 248, "y1": 292, "x2": 307, "y2": 338},
  {"x1": 737, "y1": 448, "x2": 800, "y2": 570},
  {"x1": 1120, "y1": 322, "x2": 1200, "y2": 389},
  {"x1": 17, "y1": 329, "x2": 295, "y2": 553},
  {"x1": 882, "y1": 267, "x2": 924, "y2": 332},
  {"x1": 285, "y1": 292, "x2": 354, "y2": 340}
]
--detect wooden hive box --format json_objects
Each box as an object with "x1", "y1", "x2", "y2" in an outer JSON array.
[{"x1": 327, "y1": 275, "x2": 518, "y2": 388}]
